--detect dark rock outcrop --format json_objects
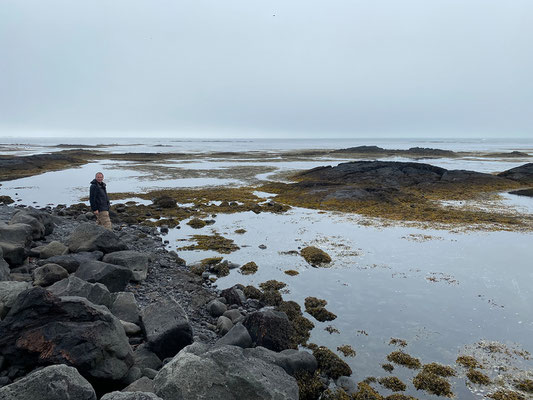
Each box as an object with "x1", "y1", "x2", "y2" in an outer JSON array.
[
  {"x1": 244, "y1": 346, "x2": 318, "y2": 376},
  {"x1": 498, "y1": 163, "x2": 533, "y2": 184},
  {"x1": 0, "y1": 364, "x2": 96, "y2": 400},
  {"x1": 243, "y1": 309, "x2": 293, "y2": 352},
  {"x1": 140, "y1": 298, "x2": 193, "y2": 360},
  {"x1": 48, "y1": 276, "x2": 113, "y2": 308},
  {"x1": 32, "y1": 263, "x2": 69, "y2": 287},
  {"x1": 101, "y1": 392, "x2": 162, "y2": 400},
  {"x1": 75, "y1": 260, "x2": 133, "y2": 292},
  {"x1": 0, "y1": 287, "x2": 133, "y2": 384},
  {"x1": 103, "y1": 250, "x2": 149, "y2": 282},
  {"x1": 0, "y1": 223, "x2": 33, "y2": 266},
  {"x1": 38, "y1": 251, "x2": 104, "y2": 273},
  {"x1": 215, "y1": 322, "x2": 252, "y2": 348}
]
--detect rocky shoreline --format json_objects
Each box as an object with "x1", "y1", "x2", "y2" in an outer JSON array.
[{"x1": 0, "y1": 203, "x2": 357, "y2": 400}]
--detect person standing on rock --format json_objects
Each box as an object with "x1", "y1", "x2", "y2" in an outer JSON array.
[{"x1": 90, "y1": 172, "x2": 112, "y2": 230}]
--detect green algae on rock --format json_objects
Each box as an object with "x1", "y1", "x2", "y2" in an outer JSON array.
[
  {"x1": 294, "y1": 370, "x2": 326, "y2": 400},
  {"x1": 352, "y1": 382, "x2": 383, "y2": 400},
  {"x1": 239, "y1": 261, "x2": 258, "y2": 275},
  {"x1": 456, "y1": 355, "x2": 483, "y2": 369},
  {"x1": 466, "y1": 369, "x2": 491, "y2": 385},
  {"x1": 337, "y1": 345, "x2": 356, "y2": 357},
  {"x1": 259, "y1": 280, "x2": 287, "y2": 291},
  {"x1": 320, "y1": 388, "x2": 352, "y2": 400},
  {"x1": 312, "y1": 346, "x2": 352, "y2": 380},
  {"x1": 187, "y1": 218, "x2": 207, "y2": 228},
  {"x1": 234, "y1": 228, "x2": 247, "y2": 234},
  {"x1": 325, "y1": 325, "x2": 340, "y2": 334},
  {"x1": 284, "y1": 269, "x2": 299, "y2": 276},
  {"x1": 488, "y1": 390, "x2": 526, "y2": 400},
  {"x1": 305, "y1": 297, "x2": 328, "y2": 309},
  {"x1": 382, "y1": 363, "x2": 394, "y2": 373},
  {"x1": 389, "y1": 338, "x2": 408, "y2": 348},
  {"x1": 386, "y1": 351, "x2": 421, "y2": 369},
  {"x1": 304, "y1": 296, "x2": 337, "y2": 322},
  {"x1": 178, "y1": 234, "x2": 239, "y2": 253},
  {"x1": 378, "y1": 376, "x2": 407, "y2": 392},
  {"x1": 412, "y1": 371, "x2": 453, "y2": 397},
  {"x1": 300, "y1": 246, "x2": 332, "y2": 266},
  {"x1": 384, "y1": 394, "x2": 418, "y2": 400},
  {"x1": 514, "y1": 379, "x2": 533, "y2": 393}
]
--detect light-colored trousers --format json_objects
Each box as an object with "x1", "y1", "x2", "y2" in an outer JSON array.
[{"x1": 96, "y1": 211, "x2": 112, "y2": 230}]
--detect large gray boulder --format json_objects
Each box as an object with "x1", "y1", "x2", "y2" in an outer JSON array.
[
  {"x1": 103, "y1": 251, "x2": 149, "y2": 282},
  {"x1": 243, "y1": 309, "x2": 293, "y2": 352},
  {"x1": 13, "y1": 207, "x2": 54, "y2": 235},
  {"x1": 133, "y1": 344, "x2": 162, "y2": 371},
  {"x1": 141, "y1": 298, "x2": 193, "y2": 360},
  {"x1": 0, "y1": 364, "x2": 96, "y2": 400},
  {"x1": 0, "y1": 222, "x2": 33, "y2": 266},
  {"x1": 38, "y1": 251, "x2": 103, "y2": 273},
  {"x1": 0, "y1": 287, "x2": 134, "y2": 384},
  {"x1": 32, "y1": 263, "x2": 69, "y2": 287},
  {"x1": 111, "y1": 292, "x2": 141, "y2": 324},
  {"x1": 9, "y1": 213, "x2": 45, "y2": 240},
  {"x1": 48, "y1": 276, "x2": 113, "y2": 308},
  {"x1": 39, "y1": 240, "x2": 69, "y2": 259},
  {"x1": 0, "y1": 281, "x2": 31, "y2": 318},
  {"x1": 215, "y1": 322, "x2": 252, "y2": 348},
  {"x1": 154, "y1": 344, "x2": 299, "y2": 400},
  {"x1": 75, "y1": 260, "x2": 133, "y2": 292},
  {"x1": 67, "y1": 223, "x2": 127, "y2": 254},
  {"x1": 244, "y1": 347, "x2": 318, "y2": 376},
  {"x1": 101, "y1": 392, "x2": 162, "y2": 400},
  {"x1": 123, "y1": 376, "x2": 155, "y2": 393}
]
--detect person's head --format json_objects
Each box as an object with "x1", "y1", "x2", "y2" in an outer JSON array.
[{"x1": 95, "y1": 172, "x2": 104, "y2": 183}]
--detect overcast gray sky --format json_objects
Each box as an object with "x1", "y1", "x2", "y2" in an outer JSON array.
[{"x1": 0, "y1": 0, "x2": 532, "y2": 138}]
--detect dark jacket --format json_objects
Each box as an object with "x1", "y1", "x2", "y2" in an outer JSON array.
[{"x1": 89, "y1": 179, "x2": 110, "y2": 212}]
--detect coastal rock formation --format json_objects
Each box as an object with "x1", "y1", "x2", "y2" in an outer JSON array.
[
  {"x1": 32, "y1": 263, "x2": 69, "y2": 286},
  {"x1": 74, "y1": 260, "x2": 133, "y2": 292},
  {"x1": 0, "y1": 247, "x2": 10, "y2": 281},
  {"x1": 331, "y1": 146, "x2": 457, "y2": 157},
  {"x1": 0, "y1": 222, "x2": 33, "y2": 266},
  {"x1": 0, "y1": 287, "x2": 133, "y2": 384},
  {"x1": 103, "y1": 250, "x2": 149, "y2": 282},
  {"x1": 48, "y1": 275, "x2": 113, "y2": 308},
  {"x1": 154, "y1": 344, "x2": 299, "y2": 400},
  {"x1": 38, "y1": 251, "x2": 104, "y2": 273},
  {"x1": 243, "y1": 309, "x2": 293, "y2": 352},
  {"x1": 0, "y1": 364, "x2": 96, "y2": 400},
  {"x1": 67, "y1": 223, "x2": 127, "y2": 254},
  {"x1": 498, "y1": 163, "x2": 533, "y2": 184}
]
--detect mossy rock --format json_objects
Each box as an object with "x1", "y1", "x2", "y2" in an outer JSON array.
[
  {"x1": 378, "y1": 376, "x2": 406, "y2": 392},
  {"x1": 382, "y1": 363, "x2": 394, "y2": 373},
  {"x1": 179, "y1": 234, "x2": 239, "y2": 254},
  {"x1": 514, "y1": 379, "x2": 533, "y2": 393},
  {"x1": 456, "y1": 355, "x2": 482, "y2": 369},
  {"x1": 294, "y1": 370, "x2": 326, "y2": 400},
  {"x1": 387, "y1": 351, "x2": 421, "y2": 369},
  {"x1": 259, "y1": 280, "x2": 287, "y2": 291},
  {"x1": 200, "y1": 257, "x2": 224, "y2": 266},
  {"x1": 389, "y1": 338, "x2": 407, "y2": 347},
  {"x1": 384, "y1": 395, "x2": 418, "y2": 400},
  {"x1": 210, "y1": 261, "x2": 230, "y2": 277},
  {"x1": 337, "y1": 345, "x2": 356, "y2": 357},
  {"x1": 421, "y1": 363, "x2": 456, "y2": 377},
  {"x1": 234, "y1": 228, "x2": 247, "y2": 234},
  {"x1": 153, "y1": 196, "x2": 176, "y2": 208},
  {"x1": 288, "y1": 314, "x2": 314, "y2": 347},
  {"x1": 353, "y1": 382, "x2": 383, "y2": 400},
  {"x1": 187, "y1": 218, "x2": 207, "y2": 228},
  {"x1": 190, "y1": 264, "x2": 205, "y2": 276},
  {"x1": 305, "y1": 297, "x2": 328, "y2": 309},
  {"x1": 412, "y1": 371, "x2": 453, "y2": 397},
  {"x1": 284, "y1": 269, "x2": 299, "y2": 276},
  {"x1": 320, "y1": 388, "x2": 352, "y2": 400},
  {"x1": 243, "y1": 285, "x2": 262, "y2": 299},
  {"x1": 239, "y1": 261, "x2": 258, "y2": 275},
  {"x1": 306, "y1": 307, "x2": 337, "y2": 322},
  {"x1": 260, "y1": 290, "x2": 283, "y2": 307},
  {"x1": 0, "y1": 195, "x2": 14, "y2": 205},
  {"x1": 276, "y1": 300, "x2": 302, "y2": 320},
  {"x1": 466, "y1": 369, "x2": 491, "y2": 385},
  {"x1": 488, "y1": 390, "x2": 525, "y2": 400},
  {"x1": 312, "y1": 346, "x2": 352, "y2": 380},
  {"x1": 300, "y1": 246, "x2": 332, "y2": 266}
]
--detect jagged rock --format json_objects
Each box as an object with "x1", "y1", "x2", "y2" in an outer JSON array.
[
  {"x1": 220, "y1": 285, "x2": 246, "y2": 306},
  {"x1": 39, "y1": 241, "x2": 69, "y2": 259},
  {"x1": 222, "y1": 309, "x2": 244, "y2": 323},
  {"x1": 140, "y1": 298, "x2": 193, "y2": 360},
  {"x1": 48, "y1": 276, "x2": 113, "y2": 308},
  {"x1": 0, "y1": 223, "x2": 33, "y2": 266},
  {"x1": 13, "y1": 207, "x2": 54, "y2": 235},
  {"x1": 101, "y1": 392, "x2": 162, "y2": 400},
  {"x1": 243, "y1": 309, "x2": 293, "y2": 352},
  {"x1": 32, "y1": 263, "x2": 69, "y2": 287},
  {"x1": 154, "y1": 344, "x2": 299, "y2": 400},
  {"x1": 9, "y1": 213, "x2": 45, "y2": 240},
  {"x1": 244, "y1": 347, "x2": 318, "y2": 376},
  {"x1": 215, "y1": 322, "x2": 252, "y2": 348},
  {"x1": 38, "y1": 251, "x2": 103, "y2": 273},
  {"x1": 0, "y1": 287, "x2": 134, "y2": 384},
  {"x1": 133, "y1": 344, "x2": 162, "y2": 371},
  {"x1": 103, "y1": 251, "x2": 149, "y2": 282},
  {"x1": 0, "y1": 281, "x2": 32, "y2": 318},
  {"x1": 123, "y1": 376, "x2": 155, "y2": 393},
  {"x1": 206, "y1": 299, "x2": 227, "y2": 317},
  {"x1": 111, "y1": 292, "x2": 141, "y2": 324},
  {"x1": 67, "y1": 223, "x2": 127, "y2": 254},
  {"x1": 0, "y1": 242, "x2": 26, "y2": 267},
  {"x1": 216, "y1": 315, "x2": 233, "y2": 335},
  {"x1": 75, "y1": 260, "x2": 133, "y2": 292},
  {"x1": 0, "y1": 364, "x2": 96, "y2": 400}
]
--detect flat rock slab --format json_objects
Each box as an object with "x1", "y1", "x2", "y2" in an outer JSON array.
[
  {"x1": 141, "y1": 298, "x2": 193, "y2": 360},
  {"x1": 48, "y1": 275, "x2": 113, "y2": 308},
  {"x1": 38, "y1": 251, "x2": 103, "y2": 273},
  {"x1": 39, "y1": 240, "x2": 69, "y2": 259},
  {"x1": 75, "y1": 260, "x2": 133, "y2": 292},
  {"x1": 103, "y1": 250, "x2": 149, "y2": 282},
  {"x1": 154, "y1": 344, "x2": 299, "y2": 400},
  {"x1": 67, "y1": 223, "x2": 127, "y2": 254},
  {"x1": 0, "y1": 364, "x2": 96, "y2": 400},
  {"x1": 0, "y1": 287, "x2": 133, "y2": 384}
]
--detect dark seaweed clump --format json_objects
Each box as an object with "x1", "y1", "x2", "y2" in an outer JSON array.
[
  {"x1": 337, "y1": 345, "x2": 356, "y2": 357},
  {"x1": 378, "y1": 376, "x2": 406, "y2": 392},
  {"x1": 187, "y1": 217, "x2": 207, "y2": 228},
  {"x1": 466, "y1": 369, "x2": 491, "y2": 385},
  {"x1": 412, "y1": 371, "x2": 453, "y2": 397},
  {"x1": 488, "y1": 390, "x2": 525, "y2": 400},
  {"x1": 304, "y1": 296, "x2": 337, "y2": 322},
  {"x1": 384, "y1": 395, "x2": 418, "y2": 400},
  {"x1": 259, "y1": 280, "x2": 287, "y2": 291},
  {"x1": 382, "y1": 363, "x2": 394, "y2": 373},
  {"x1": 456, "y1": 355, "x2": 483, "y2": 369},
  {"x1": 239, "y1": 261, "x2": 258, "y2": 275},
  {"x1": 294, "y1": 370, "x2": 326, "y2": 400},
  {"x1": 352, "y1": 382, "x2": 383, "y2": 400},
  {"x1": 300, "y1": 246, "x2": 332, "y2": 266},
  {"x1": 312, "y1": 346, "x2": 352, "y2": 380},
  {"x1": 386, "y1": 351, "x2": 421, "y2": 369},
  {"x1": 514, "y1": 379, "x2": 533, "y2": 393},
  {"x1": 422, "y1": 363, "x2": 456, "y2": 377}
]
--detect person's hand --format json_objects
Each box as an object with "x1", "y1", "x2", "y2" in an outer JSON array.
[{"x1": 94, "y1": 210, "x2": 99, "y2": 215}]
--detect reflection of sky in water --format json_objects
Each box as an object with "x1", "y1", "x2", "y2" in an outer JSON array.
[{"x1": 165, "y1": 209, "x2": 533, "y2": 399}]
